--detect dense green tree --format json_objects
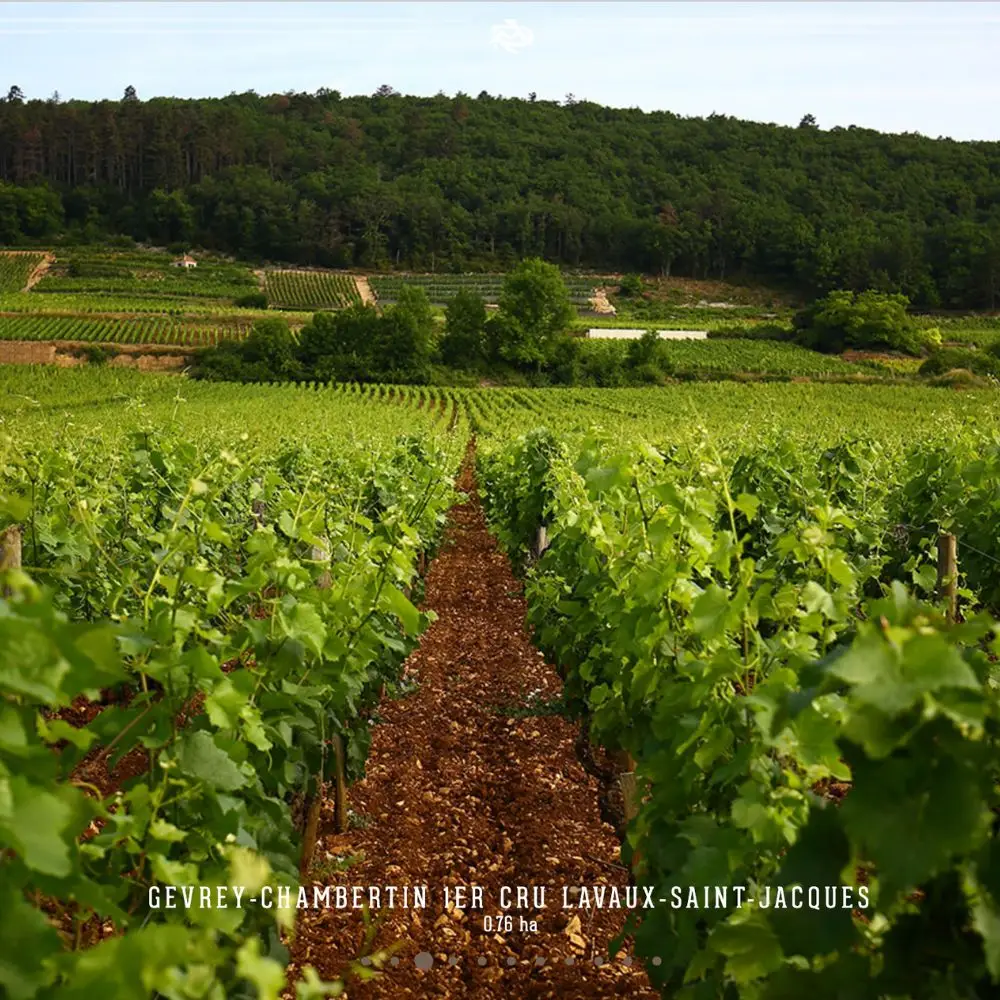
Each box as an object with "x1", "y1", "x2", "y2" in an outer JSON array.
[
  {"x1": 496, "y1": 257, "x2": 575, "y2": 369},
  {"x1": 482, "y1": 311, "x2": 517, "y2": 366},
  {"x1": 241, "y1": 317, "x2": 299, "y2": 376},
  {"x1": 193, "y1": 316, "x2": 299, "y2": 381},
  {"x1": 920, "y1": 346, "x2": 1000, "y2": 377},
  {"x1": 377, "y1": 286, "x2": 436, "y2": 381},
  {"x1": 794, "y1": 290, "x2": 938, "y2": 355},
  {"x1": 0, "y1": 182, "x2": 61, "y2": 240},
  {"x1": 1, "y1": 89, "x2": 1000, "y2": 305},
  {"x1": 147, "y1": 188, "x2": 194, "y2": 244},
  {"x1": 297, "y1": 304, "x2": 381, "y2": 380},
  {"x1": 617, "y1": 273, "x2": 644, "y2": 297},
  {"x1": 192, "y1": 340, "x2": 246, "y2": 381},
  {"x1": 626, "y1": 329, "x2": 665, "y2": 368},
  {"x1": 547, "y1": 335, "x2": 583, "y2": 384},
  {"x1": 440, "y1": 289, "x2": 487, "y2": 367},
  {"x1": 288, "y1": 293, "x2": 435, "y2": 382}
]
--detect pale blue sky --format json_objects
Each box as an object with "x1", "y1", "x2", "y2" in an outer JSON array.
[{"x1": 1, "y1": 2, "x2": 998, "y2": 140}]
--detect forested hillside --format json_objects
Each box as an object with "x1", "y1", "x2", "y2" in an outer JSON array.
[{"x1": 1, "y1": 85, "x2": 1000, "y2": 307}]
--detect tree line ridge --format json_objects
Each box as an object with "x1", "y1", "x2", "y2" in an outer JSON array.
[{"x1": 0, "y1": 87, "x2": 998, "y2": 309}]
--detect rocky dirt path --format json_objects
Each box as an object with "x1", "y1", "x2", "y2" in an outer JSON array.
[
  {"x1": 355, "y1": 276, "x2": 376, "y2": 306},
  {"x1": 588, "y1": 287, "x2": 616, "y2": 315},
  {"x1": 288, "y1": 453, "x2": 654, "y2": 999},
  {"x1": 23, "y1": 251, "x2": 54, "y2": 290}
]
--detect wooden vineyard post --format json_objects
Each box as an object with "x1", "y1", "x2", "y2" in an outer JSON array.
[
  {"x1": 937, "y1": 532, "x2": 958, "y2": 623},
  {"x1": 313, "y1": 544, "x2": 349, "y2": 836},
  {"x1": 251, "y1": 499, "x2": 266, "y2": 527},
  {"x1": 333, "y1": 733, "x2": 349, "y2": 834},
  {"x1": 611, "y1": 751, "x2": 639, "y2": 825},
  {"x1": 620, "y1": 758, "x2": 639, "y2": 826},
  {"x1": 622, "y1": 756, "x2": 642, "y2": 872},
  {"x1": 311, "y1": 535, "x2": 332, "y2": 590},
  {"x1": 312, "y1": 539, "x2": 351, "y2": 837},
  {"x1": 300, "y1": 535, "x2": 342, "y2": 877},
  {"x1": 313, "y1": 537, "x2": 349, "y2": 833},
  {"x1": 609, "y1": 748, "x2": 642, "y2": 869},
  {"x1": 300, "y1": 770, "x2": 325, "y2": 878},
  {"x1": 0, "y1": 525, "x2": 22, "y2": 597},
  {"x1": 534, "y1": 524, "x2": 550, "y2": 561},
  {"x1": 251, "y1": 477, "x2": 266, "y2": 528}
]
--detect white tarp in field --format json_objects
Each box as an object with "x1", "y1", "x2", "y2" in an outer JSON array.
[{"x1": 585, "y1": 329, "x2": 708, "y2": 340}]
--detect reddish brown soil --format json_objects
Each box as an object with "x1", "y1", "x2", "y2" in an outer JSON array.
[
  {"x1": 288, "y1": 458, "x2": 655, "y2": 999},
  {"x1": 642, "y1": 275, "x2": 796, "y2": 307},
  {"x1": 0, "y1": 340, "x2": 192, "y2": 370}
]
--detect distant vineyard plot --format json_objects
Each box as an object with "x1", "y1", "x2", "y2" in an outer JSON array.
[
  {"x1": 586, "y1": 337, "x2": 892, "y2": 377},
  {"x1": 0, "y1": 314, "x2": 253, "y2": 347},
  {"x1": 0, "y1": 246, "x2": 291, "y2": 352},
  {"x1": 265, "y1": 270, "x2": 361, "y2": 310},
  {"x1": 0, "y1": 291, "x2": 310, "y2": 323},
  {"x1": 34, "y1": 249, "x2": 258, "y2": 300},
  {"x1": 369, "y1": 273, "x2": 604, "y2": 306},
  {"x1": 0, "y1": 251, "x2": 46, "y2": 293}
]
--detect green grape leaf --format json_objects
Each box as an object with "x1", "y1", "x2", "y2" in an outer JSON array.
[
  {"x1": 734, "y1": 493, "x2": 761, "y2": 521},
  {"x1": 709, "y1": 913, "x2": 784, "y2": 982},
  {"x1": 282, "y1": 602, "x2": 327, "y2": 658},
  {"x1": 205, "y1": 676, "x2": 249, "y2": 729},
  {"x1": 237, "y1": 938, "x2": 286, "y2": 1000},
  {"x1": 692, "y1": 584, "x2": 731, "y2": 640},
  {"x1": 383, "y1": 585, "x2": 421, "y2": 636},
  {"x1": 0, "y1": 777, "x2": 75, "y2": 876},
  {"x1": 840, "y1": 739, "x2": 990, "y2": 899},
  {"x1": 296, "y1": 966, "x2": 345, "y2": 998},
  {"x1": 175, "y1": 731, "x2": 247, "y2": 791},
  {"x1": 149, "y1": 818, "x2": 186, "y2": 843}
]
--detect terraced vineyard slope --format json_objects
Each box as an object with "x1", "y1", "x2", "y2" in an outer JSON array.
[
  {"x1": 265, "y1": 269, "x2": 362, "y2": 310},
  {"x1": 370, "y1": 273, "x2": 604, "y2": 306},
  {"x1": 0, "y1": 313, "x2": 254, "y2": 347},
  {"x1": 0, "y1": 250, "x2": 47, "y2": 292}
]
